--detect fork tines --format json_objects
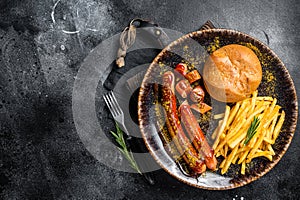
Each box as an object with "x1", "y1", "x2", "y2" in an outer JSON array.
[{"x1": 103, "y1": 91, "x2": 122, "y2": 117}]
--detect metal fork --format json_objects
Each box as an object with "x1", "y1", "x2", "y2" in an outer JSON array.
[
  {"x1": 103, "y1": 91, "x2": 131, "y2": 138},
  {"x1": 103, "y1": 91, "x2": 155, "y2": 185}
]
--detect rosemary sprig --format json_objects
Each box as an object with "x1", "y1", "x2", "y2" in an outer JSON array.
[
  {"x1": 244, "y1": 116, "x2": 261, "y2": 145},
  {"x1": 110, "y1": 122, "x2": 142, "y2": 174}
]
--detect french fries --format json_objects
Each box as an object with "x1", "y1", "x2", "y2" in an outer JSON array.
[{"x1": 213, "y1": 91, "x2": 285, "y2": 175}]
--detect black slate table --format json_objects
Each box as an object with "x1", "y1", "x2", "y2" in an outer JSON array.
[{"x1": 1, "y1": 0, "x2": 300, "y2": 199}]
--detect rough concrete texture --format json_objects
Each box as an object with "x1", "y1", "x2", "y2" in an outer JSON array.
[{"x1": 0, "y1": 0, "x2": 300, "y2": 199}]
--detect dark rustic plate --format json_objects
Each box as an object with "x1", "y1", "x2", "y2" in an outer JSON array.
[{"x1": 138, "y1": 28, "x2": 298, "y2": 190}]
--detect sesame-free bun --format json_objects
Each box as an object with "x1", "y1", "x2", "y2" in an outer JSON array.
[{"x1": 203, "y1": 44, "x2": 262, "y2": 102}]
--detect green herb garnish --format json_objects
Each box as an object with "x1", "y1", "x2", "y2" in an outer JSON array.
[
  {"x1": 244, "y1": 116, "x2": 261, "y2": 145},
  {"x1": 110, "y1": 122, "x2": 142, "y2": 174}
]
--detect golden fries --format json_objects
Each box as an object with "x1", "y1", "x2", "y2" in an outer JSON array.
[
  {"x1": 212, "y1": 106, "x2": 230, "y2": 149},
  {"x1": 213, "y1": 91, "x2": 285, "y2": 175}
]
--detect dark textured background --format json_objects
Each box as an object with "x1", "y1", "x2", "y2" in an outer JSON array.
[{"x1": 0, "y1": 0, "x2": 300, "y2": 199}]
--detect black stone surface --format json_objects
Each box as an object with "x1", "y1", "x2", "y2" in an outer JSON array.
[{"x1": 0, "y1": 0, "x2": 300, "y2": 199}]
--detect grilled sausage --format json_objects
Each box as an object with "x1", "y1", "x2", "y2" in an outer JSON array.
[
  {"x1": 179, "y1": 103, "x2": 217, "y2": 171},
  {"x1": 161, "y1": 71, "x2": 206, "y2": 174}
]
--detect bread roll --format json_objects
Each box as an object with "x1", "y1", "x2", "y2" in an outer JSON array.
[{"x1": 203, "y1": 44, "x2": 262, "y2": 102}]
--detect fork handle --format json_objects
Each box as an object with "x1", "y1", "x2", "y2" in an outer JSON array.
[
  {"x1": 119, "y1": 123, "x2": 156, "y2": 186},
  {"x1": 119, "y1": 125, "x2": 132, "y2": 140},
  {"x1": 118, "y1": 124, "x2": 156, "y2": 184},
  {"x1": 126, "y1": 136, "x2": 156, "y2": 185}
]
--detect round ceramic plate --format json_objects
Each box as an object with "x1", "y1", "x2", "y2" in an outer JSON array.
[{"x1": 138, "y1": 29, "x2": 298, "y2": 190}]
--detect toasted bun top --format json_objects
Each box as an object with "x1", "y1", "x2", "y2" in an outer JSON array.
[{"x1": 203, "y1": 44, "x2": 262, "y2": 102}]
